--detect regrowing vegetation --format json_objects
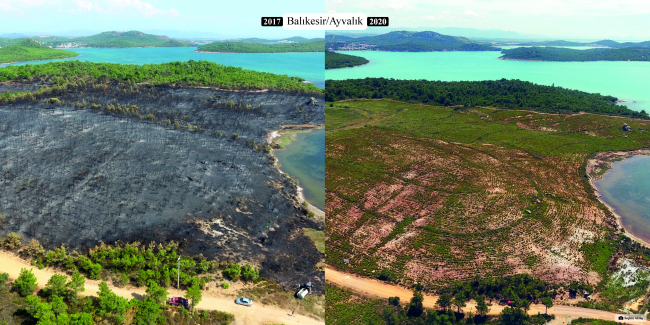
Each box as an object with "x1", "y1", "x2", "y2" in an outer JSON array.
[
  {"x1": 325, "y1": 79, "x2": 650, "y2": 316},
  {"x1": 325, "y1": 51, "x2": 369, "y2": 69},
  {"x1": 197, "y1": 41, "x2": 325, "y2": 53},
  {"x1": 0, "y1": 60, "x2": 321, "y2": 93},
  {"x1": 501, "y1": 47, "x2": 650, "y2": 62},
  {"x1": 0, "y1": 60, "x2": 325, "y2": 295},
  {"x1": 0, "y1": 39, "x2": 78, "y2": 64},
  {"x1": 325, "y1": 78, "x2": 648, "y2": 119}
]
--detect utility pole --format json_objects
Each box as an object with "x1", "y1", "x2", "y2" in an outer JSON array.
[{"x1": 177, "y1": 256, "x2": 181, "y2": 289}]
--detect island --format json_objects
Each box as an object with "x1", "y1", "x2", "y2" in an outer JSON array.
[
  {"x1": 0, "y1": 39, "x2": 78, "y2": 64},
  {"x1": 326, "y1": 31, "x2": 498, "y2": 52},
  {"x1": 325, "y1": 51, "x2": 369, "y2": 69},
  {"x1": 197, "y1": 41, "x2": 325, "y2": 53},
  {"x1": 500, "y1": 46, "x2": 650, "y2": 61},
  {"x1": 325, "y1": 78, "x2": 650, "y2": 324},
  {"x1": 1, "y1": 31, "x2": 194, "y2": 49}
]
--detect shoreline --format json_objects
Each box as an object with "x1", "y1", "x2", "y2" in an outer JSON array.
[
  {"x1": 586, "y1": 149, "x2": 650, "y2": 248},
  {"x1": 268, "y1": 125, "x2": 325, "y2": 218}
]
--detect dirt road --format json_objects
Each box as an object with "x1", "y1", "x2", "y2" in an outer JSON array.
[
  {"x1": 0, "y1": 250, "x2": 323, "y2": 325},
  {"x1": 326, "y1": 267, "x2": 649, "y2": 323}
]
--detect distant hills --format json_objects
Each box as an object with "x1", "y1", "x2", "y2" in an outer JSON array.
[
  {"x1": 0, "y1": 39, "x2": 78, "y2": 64},
  {"x1": 326, "y1": 31, "x2": 498, "y2": 52},
  {"x1": 223, "y1": 36, "x2": 325, "y2": 43},
  {"x1": 509, "y1": 39, "x2": 650, "y2": 48},
  {"x1": 1, "y1": 31, "x2": 195, "y2": 49}
]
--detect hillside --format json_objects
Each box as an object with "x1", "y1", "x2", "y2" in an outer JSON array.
[
  {"x1": 1, "y1": 31, "x2": 194, "y2": 49},
  {"x1": 73, "y1": 30, "x2": 193, "y2": 48},
  {"x1": 501, "y1": 47, "x2": 650, "y2": 61},
  {"x1": 0, "y1": 39, "x2": 78, "y2": 64},
  {"x1": 324, "y1": 79, "x2": 650, "y2": 310},
  {"x1": 230, "y1": 37, "x2": 325, "y2": 43},
  {"x1": 0, "y1": 61, "x2": 325, "y2": 292},
  {"x1": 325, "y1": 51, "x2": 369, "y2": 69},
  {"x1": 326, "y1": 31, "x2": 498, "y2": 52},
  {"x1": 198, "y1": 41, "x2": 325, "y2": 53}
]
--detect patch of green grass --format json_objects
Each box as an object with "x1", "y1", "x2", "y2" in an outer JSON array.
[{"x1": 303, "y1": 228, "x2": 325, "y2": 254}]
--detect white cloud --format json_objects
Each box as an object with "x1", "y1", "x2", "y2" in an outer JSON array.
[
  {"x1": 463, "y1": 10, "x2": 477, "y2": 16},
  {"x1": 76, "y1": 0, "x2": 92, "y2": 11}
]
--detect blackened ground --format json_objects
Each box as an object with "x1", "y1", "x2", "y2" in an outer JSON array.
[{"x1": 0, "y1": 83, "x2": 325, "y2": 293}]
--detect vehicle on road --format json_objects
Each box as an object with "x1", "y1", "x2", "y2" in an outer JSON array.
[
  {"x1": 235, "y1": 298, "x2": 253, "y2": 307},
  {"x1": 168, "y1": 297, "x2": 189, "y2": 308}
]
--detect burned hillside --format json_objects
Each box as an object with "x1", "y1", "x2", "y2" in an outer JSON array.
[{"x1": 0, "y1": 81, "x2": 325, "y2": 292}]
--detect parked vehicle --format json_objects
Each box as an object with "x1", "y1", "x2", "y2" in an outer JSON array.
[
  {"x1": 235, "y1": 298, "x2": 253, "y2": 307},
  {"x1": 168, "y1": 297, "x2": 189, "y2": 308},
  {"x1": 296, "y1": 281, "x2": 312, "y2": 299}
]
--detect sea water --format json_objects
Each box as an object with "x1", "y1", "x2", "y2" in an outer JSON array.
[
  {"x1": 273, "y1": 128, "x2": 325, "y2": 211},
  {"x1": 325, "y1": 50, "x2": 650, "y2": 111},
  {"x1": 593, "y1": 156, "x2": 650, "y2": 244}
]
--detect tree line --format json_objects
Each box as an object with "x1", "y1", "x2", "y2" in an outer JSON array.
[
  {"x1": 325, "y1": 78, "x2": 649, "y2": 119},
  {"x1": 1, "y1": 269, "x2": 234, "y2": 325},
  {"x1": 325, "y1": 51, "x2": 369, "y2": 69},
  {"x1": 501, "y1": 47, "x2": 650, "y2": 62},
  {"x1": 198, "y1": 41, "x2": 325, "y2": 53},
  {"x1": 0, "y1": 60, "x2": 322, "y2": 93}
]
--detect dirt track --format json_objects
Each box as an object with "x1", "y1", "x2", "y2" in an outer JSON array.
[
  {"x1": 0, "y1": 250, "x2": 323, "y2": 325},
  {"x1": 326, "y1": 267, "x2": 649, "y2": 324}
]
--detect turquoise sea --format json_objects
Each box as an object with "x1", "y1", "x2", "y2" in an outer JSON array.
[
  {"x1": 593, "y1": 156, "x2": 650, "y2": 244},
  {"x1": 326, "y1": 50, "x2": 650, "y2": 111},
  {"x1": 2, "y1": 47, "x2": 325, "y2": 88},
  {"x1": 273, "y1": 129, "x2": 325, "y2": 211}
]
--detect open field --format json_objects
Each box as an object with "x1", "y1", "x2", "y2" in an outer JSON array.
[{"x1": 325, "y1": 99, "x2": 650, "y2": 290}]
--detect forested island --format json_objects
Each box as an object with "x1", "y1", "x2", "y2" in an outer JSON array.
[
  {"x1": 231, "y1": 36, "x2": 324, "y2": 43},
  {"x1": 501, "y1": 47, "x2": 650, "y2": 62},
  {"x1": 0, "y1": 39, "x2": 78, "y2": 64},
  {"x1": 325, "y1": 51, "x2": 369, "y2": 69},
  {"x1": 508, "y1": 39, "x2": 650, "y2": 48},
  {"x1": 1, "y1": 31, "x2": 193, "y2": 49},
  {"x1": 197, "y1": 41, "x2": 324, "y2": 53},
  {"x1": 326, "y1": 31, "x2": 497, "y2": 52},
  {"x1": 0, "y1": 60, "x2": 321, "y2": 93},
  {"x1": 325, "y1": 78, "x2": 648, "y2": 119}
]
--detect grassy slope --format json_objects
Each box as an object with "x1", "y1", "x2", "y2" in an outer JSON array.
[
  {"x1": 0, "y1": 39, "x2": 77, "y2": 64},
  {"x1": 325, "y1": 99, "x2": 650, "y2": 289}
]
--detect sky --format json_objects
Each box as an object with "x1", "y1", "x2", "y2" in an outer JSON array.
[
  {"x1": 326, "y1": 0, "x2": 650, "y2": 40},
  {"x1": 0, "y1": 0, "x2": 324, "y2": 39}
]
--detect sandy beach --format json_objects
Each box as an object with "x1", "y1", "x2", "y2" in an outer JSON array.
[
  {"x1": 587, "y1": 149, "x2": 650, "y2": 248},
  {"x1": 268, "y1": 126, "x2": 325, "y2": 218}
]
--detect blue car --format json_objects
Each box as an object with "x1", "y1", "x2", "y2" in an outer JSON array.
[{"x1": 235, "y1": 298, "x2": 253, "y2": 307}]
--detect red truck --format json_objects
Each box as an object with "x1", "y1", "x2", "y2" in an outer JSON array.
[{"x1": 168, "y1": 297, "x2": 189, "y2": 308}]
